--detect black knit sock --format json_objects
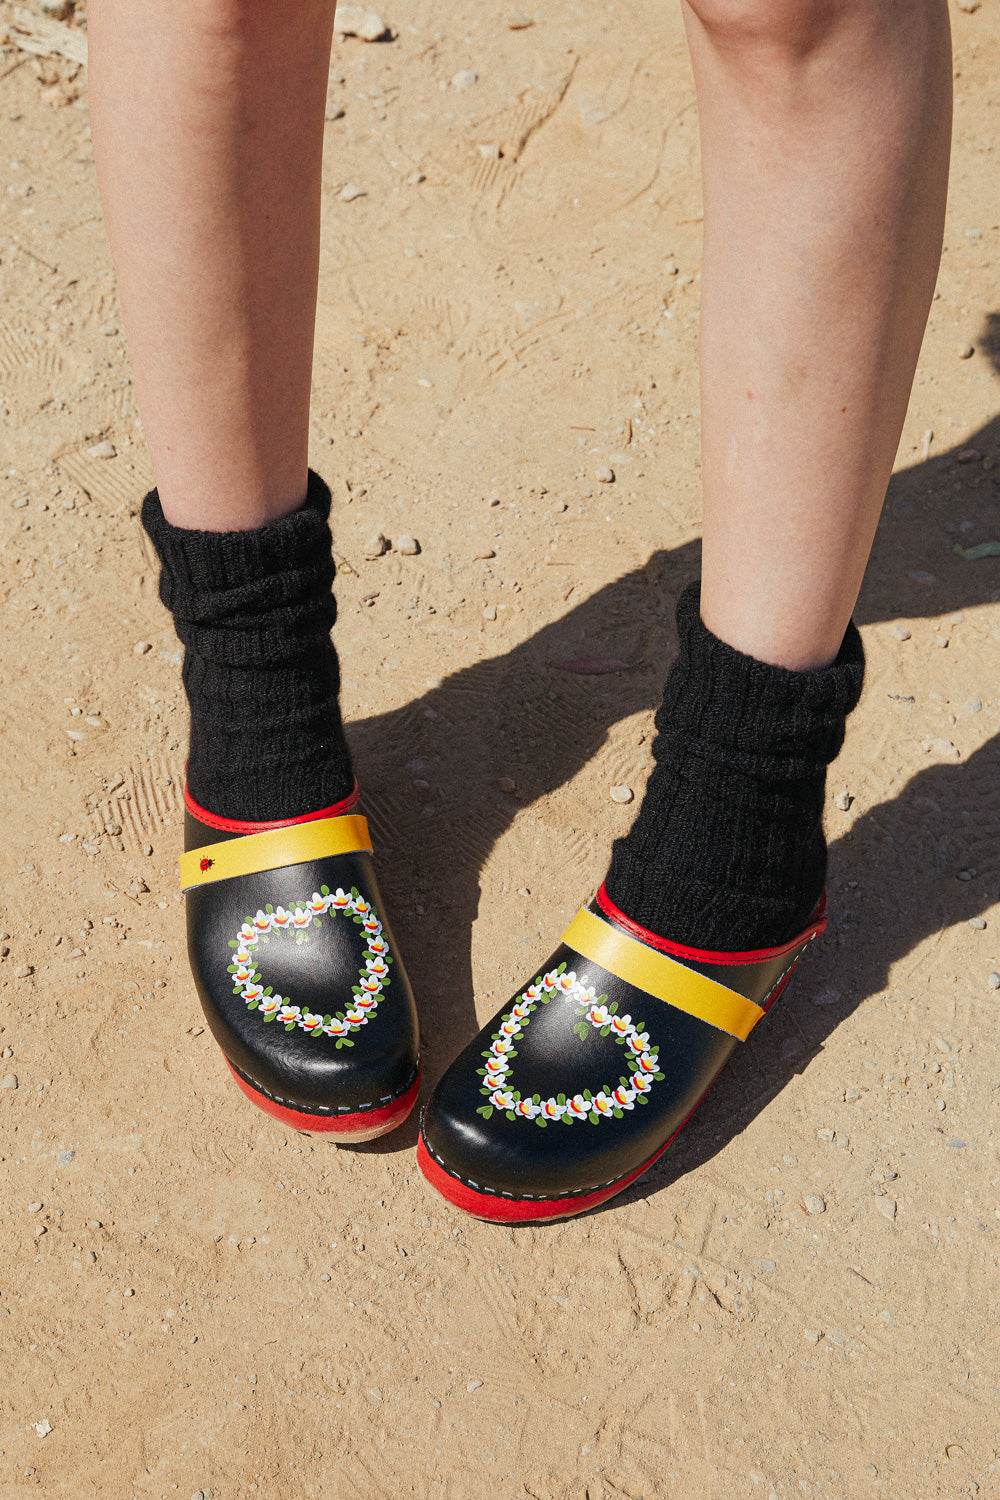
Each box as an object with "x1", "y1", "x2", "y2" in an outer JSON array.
[
  {"x1": 141, "y1": 470, "x2": 355, "y2": 824},
  {"x1": 604, "y1": 582, "x2": 865, "y2": 951}
]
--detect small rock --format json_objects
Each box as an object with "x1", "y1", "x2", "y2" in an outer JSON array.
[
  {"x1": 466, "y1": 1379, "x2": 483, "y2": 1391},
  {"x1": 958, "y1": 343, "x2": 975, "y2": 360},
  {"x1": 844, "y1": 1087, "x2": 861, "y2": 1102},
  {"x1": 988, "y1": 972, "x2": 1000, "y2": 991},
  {"x1": 363, "y1": 532, "x2": 389, "y2": 558},
  {"x1": 506, "y1": 11, "x2": 533, "y2": 26},
  {"x1": 87, "y1": 441, "x2": 116, "y2": 459},
  {"x1": 968, "y1": 917, "x2": 987, "y2": 930},
  {"x1": 957, "y1": 447, "x2": 982, "y2": 463},
  {"x1": 610, "y1": 785, "x2": 634, "y2": 804},
  {"x1": 477, "y1": 143, "x2": 501, "y2": 159},
  {"x1": 133, "y1": 641, "x2": 152, "y2": 656},
  {"x1": 451, "y1": 69, "x2": 478, "y2": 89},
  {"x1": 15, "y1": 964, "x2": 33, "y2": 979},
  {"x1": 124, "y1": 1287, "x2": 135, "y2": 1297},
  {"x1": 33, "y1": 1420, "x2": 52, "y2": 1438},
  {"x1": 956, "y1": 869, "x2": 976, "y2": 882},
  {"x1": 407, "y1": 170, "x2": 426, "y2": 185},
  {"x1": 834, "y1": 790, "x2": 853, "y2": 811},
  {"x1": 340, "y1": 182, "x2": 366, "y2": 202},
  {"x1": 891, "y1": 624, "x2": 911, "y2": 641},
  {"x1": 498, "y1": 777, "x2": 516, "y2": 793},
  {"x1": 956, "y1": 0, "x2": 979, "y2": 12},
  {"x1": 803, "y1": 1193, "x2": 826, "y2": 1215},
  {"x1": 142, "y1": 844, "x2": 153, "y2": 857},
  {"x1": 516, "y1": 886, "x2": 531, "y2": 897},
  {"x1": 2, "y1": 1075, "x2": 17, "y2": 1090},
  {"x1": 473, "y1": 548, "x2": 495, "y2": 560},
  {"x1": 876, "y1": 1196, "x2": 897, "y2": 1220},
  {"x1": 12, "y1": 496, "x2": 28, "y2": 509},
  {"x1": 962, "y1": 697, "x2": 982, "y2": 715},
  {"x1": 803, "y1": 1329, "x2": 823, "y2": 1344},
  {"x1": 922, "y1": 738, "x2": 959, "y2": 758},
  {"x1": 396, "y1": 534, "x2": 420, "y2": 555},
  {"x1": 595, "y1": 466, "x2": 615, "y2": 484},
  {"x1": 333, "y1": 5, "x2": 390, "y2": 40},
  {"x1": 1, "y1": 1048, "x2": 10, "y2": 1059},
  {"x1": 86, "y1": 1250, "x2": 97, "y2": 1264},
  {"x1": 326, "y1": 103, "x2": 346, "y2": 121},
  {"x1": 483, "y1": 605, "x2": 497, "y2": 621},
  {"x1": 57, "y1": 1150, "x2": 75, "y2": 1165},
  {"x1": 811, "y1": 985, "x2": 842, "y2": 1008},
  {"x1": 28, "y1": 1201, "x2": 42, "y2": 1212}
]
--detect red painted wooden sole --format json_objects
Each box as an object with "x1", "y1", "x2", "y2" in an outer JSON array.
[{"x1": 227, "y1": 1061, "x2": 420, "y2": 1142}]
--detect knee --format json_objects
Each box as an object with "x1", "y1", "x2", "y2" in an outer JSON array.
[{"x1": 683, "y1": 0, "x2": 867, "y2": 58}]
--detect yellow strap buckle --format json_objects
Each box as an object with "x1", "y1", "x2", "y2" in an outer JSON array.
[
  {"x1": 180, "y1": 814, "x2": 373, "y2": 892},
  {"x1": 562, "y1": 907, "x2": 766, "y2": 1042}
]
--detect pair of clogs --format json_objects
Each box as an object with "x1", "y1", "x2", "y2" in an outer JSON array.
[{"x1": 183, "y1": 788, "x2": 825, "y2": 1222}]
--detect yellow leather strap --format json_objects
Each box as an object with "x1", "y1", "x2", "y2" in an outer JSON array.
[
  {"x1": 562, "y1": 907, "x2": 766, "y2": 1042},
  {"x1": 180, "y1": 814, "x2": 372, "y2": 892}
]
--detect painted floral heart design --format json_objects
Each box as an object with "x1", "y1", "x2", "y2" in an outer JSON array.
[
  {"x1": 226, "y1": 885, "x2": 391, "y2": 1049},
  {"x1": 475, "y1": 961, "x2": 666, "y2": 1126}
]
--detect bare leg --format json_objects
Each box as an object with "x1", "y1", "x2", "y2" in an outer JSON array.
[
  {"x1": 684, "y1": 0, "x2": 952, "y2": 668},
  {"x1": 88, "y1": 0, "x2": 336, "y2": 531}
]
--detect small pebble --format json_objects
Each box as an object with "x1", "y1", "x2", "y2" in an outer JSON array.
[
  {"x1": 834, "y1": 790, "x2": 853, "y2": 812},
  {"x1": 86, "y1": 1250, "x2": 97, "y2": 1264},
  {"x1": 363, "y1": 532, "x2": 388, "y2": 558},
  {"x1": 12, "y1": 496, "x2": 28, "y2": 509},
  {"x1": 962, "y1": 697, "x2": 982, "y2": 715},
  {"x1": 958, "y1": 343, "x2": 975, "y2": 359},
  {"x1": 142, "y1": 844, "x2": 153, "y2": 856},
  {"x1": 407, "y1": 170, "x2": 426, "y2": 185},
  {"x1": 988, "y1": 972, "x2": 1000, "y2": 991},
  {"x1": 483, "y1": 605, "x2": 497, "y2": 621},
  {"x1": 803, "y1": 1193, "x2": 826, "y2": 1215},
  {"x1": 595, "y1": 466, "x2": 615, "y2": 484},
  {"x1": 58, "y1": 1150, "x2": 74, "y2": 1165},
  {"x1": 87, "y1": 441, "x2": 116, "y2": 459},
  {"x1": 922, "y1": 738, "x2": 959, "y2": 758},
  {"x1": 333, "y1": 4, "x2": 389, "y2": 39},
  {"x1": 320, "y1": 1273, "x2": 331, "y2": 1282},
  {"x1": 14, "y1": 964, "x2": 33, "y2": 979},
  {"x1": 891, "y1": 624, "x2": 911, "y2": 641},
  {"x1": 33, "y1": 1420, "x2": 52, "y2": 1438},
  {"x1": 133, "y1": 641, "x2": 152, "y2": 656},
  {"x1": 876, "y1": 1197, "x2": 897, "y2": 1221},
  {"x1": 28, "y1": 1202, "x2": 42, "y2": 1213},
  {"x1": 466, "y1": 1379, "x2": 483, "y2": 1391},
  {"x1": 396, "y1": 534, "x2": 420, "y2": 555},
  {"x1": 473, "y1": 548, "x2": 495, "y2": 560},
  {"x1": 2, "y1": 1075, "x2": 17, "y2": 1090},
  {"x1": 498, "y1": 777, "x2": 516, "y2": 793},
  {"x1": 968, "y1": 917, "x2": 987, "y2": 930},
  {"x1": 1, "y1": 1048, "x2": 11, "y2": 1059},
  {"x1": 609, "y1": 785, "x2": 634, "y2": 803},
  {"x1": 451, "y1": 69, "x2": 478, "y2": 89},
  {"x1": 811, "y1": 985, "x2": 841, "y2": 1008},
  {"x1": 516, "y1": 886, "x2": 531, "y2": 897},
  {"x1": 507, "y1": 11, "x2": 533, "y2": 26},
  {"x1": 340, "y1": 182, "x2": 366, "y2": 202}
]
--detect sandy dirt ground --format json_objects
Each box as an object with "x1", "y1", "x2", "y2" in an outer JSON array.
[{"x1": 1, "y1": 0, "x2": 1000, "y2": 1495}]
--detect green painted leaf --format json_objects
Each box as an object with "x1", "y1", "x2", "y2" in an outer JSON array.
[
  {"x1": 557, "y1": 961, "x2": 567, "y2": 975},
  {"x1": 228, "y1": 940, "x2": 238, "y2": 949},
  {"x1": 589, "y1": 1112, "x2": 600, "y2": 1125},
  {"x1": 246, "y1": 1001, "x2": 258, "y2": 1010},
  {"x1": 320, "y1": 885, "x2": 330, "y2": 896},
  {"x1": 556, "y1": 1093, "x2": 566, "y2": 1106},
  {"x1": 264, "y1": 987, "x2": 273, "y2": 997},
  {"x1": 600, "y1": 1025, "x2": 610, "y2": 1038},
  {"x1": 612, "y1": 1108, "x2": 623, "y2": 1119},
  {"x1": 954, "y1": 540, "x2": 1000, "y2": 560},
  {"x1": 265, "y1": 903, "x2": 274, "y2": 914},
  {"x1": 284, "y1": 1023, "x2": 296, "y2": 1032},
  {"x1": 477, "y1": 1106, "x2": 494, "y2": 1120},
  {"x1": 505, "y1": 1111, "x2": 516, "y2": 1121},
  {"x1": 536, "y1": 1118, "x2": 547, "y2": 1128}
]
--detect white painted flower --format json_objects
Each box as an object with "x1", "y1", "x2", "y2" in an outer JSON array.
[
  {"x1": 291, "y1": 907, "x2": 312, "y2": 929},
  {"x1": 365, "y1": 957, "x2": 390, "y2": 979},
  {"x1": 540, "y1": 1098, "x2": 565, "y2": 1119},
  {"x1": 259, "y1": 996, "x2": 280, "y2": 1017},
  {"x1": 515, "y1": 1098, "x2": 539, "y2": 1118},
  {"x1": 271, "y1": 906, "x2": 291, "y2": 929},
  {"x1": 542, "y1": 971, "x2": 560, "y2": 990},
  {"x1": 631, "y1": 1071, "x2": 652, "y2": 1093},
  {"x1": 252, "y1": 911, "x2": 271, "y2": 934},
  {"x1": 362, "y1": 915, "x2": 381, "y2": 934},
  {"x1": 610, "y1": 1014, "x2": 631, "y2": 1036},
  {"x1": 612, "y1": 1085, "x2": 635, "y2": 1109},
  {"x1": 329, "y1": 888, "x2": 351, "y2": 910},
  {"x1": 587, "y1": 1004, "x2": 610, "y2": 1027},
  {"x1": 308, "y1": 893, "x2": 328, "y2": 913},
  {"x1": 367, "y1": 936, "x2": 388, "y2": 956},
  {"x1": 491, "y1": 1090, "x2": 514, "y2": 1110},
  {"x1": 491, "y1": 1037, "x2": 513, "y2": 1056},
  {"x1": 239, "y1": 922, "x2": 257, "y2": 943},
  {"x1": 359, "y1": 974, "x2": 382, "y2": 995},
  {"x1": 555, "y1": 970, "x2": 577, "y2": 993},
  {"x1": 523, "y1": 983, "x2": 542, "y2": 1003},
  {"x1": 566, "y1": 1094, "x2": 589, "y2": 1118},
  {"x1": 510, "y1": 1001, "x2": 530, "y2": 1020},
  {"x1": 627, "y1": 1031, "x2": 650, "y2": 1055},
  {"x1": 242, "y1": 983, "x2": 263, "y2": 1005},
  {"x1": 235, "y1": 946, "x2": 254, "y2": 965},
  {"x1": 499, "y1": 1018, "x2": 521, "y2": 1039},
  {"x1": 324, "y1": 1017, "x2": 348, "y2": 1036},
  {"x1": 355, "y1": 993, "x2": 378, "y2": 1011},
  {"x1": 353, "y1": 897, "x2": 371, "y2": 917},
  {"x1": 637, "y1": 1052, "x2": 659, "y2": 1074},
  {"x1": 591, "y1": 1092, "x2": 613, "y2": 1117},
  {"x1": 278, "y1": 1005, "x2": 300, "y2": 1025},
  {"x1": 301, "y1": 1012, "x2": 323, "y2": 1033},
  {"x1": 345, "y1": 1008, "x2": 367, "y2": 1027},
  {"x1": 234, "y1": 964, "x2": 256, "y2": 983}
]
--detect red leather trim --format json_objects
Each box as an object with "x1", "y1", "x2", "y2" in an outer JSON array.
[
  {"x1": 184, "y1": 781, "x2": 360, "y2": 834},
  {"x1": 594, "y1": 883, "x2": 827, "y2": 966},
  {"x1": 227, "y1": 1063, "x2": 419, "y2": 1139}
]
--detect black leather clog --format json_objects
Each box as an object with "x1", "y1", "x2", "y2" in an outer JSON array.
[
  {"x1": 418, "y1": 883, "x2": 825, "y2": 1220},
  {"x1": 181, "y1": 786, "x2": 420, "y2": 1140}
]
